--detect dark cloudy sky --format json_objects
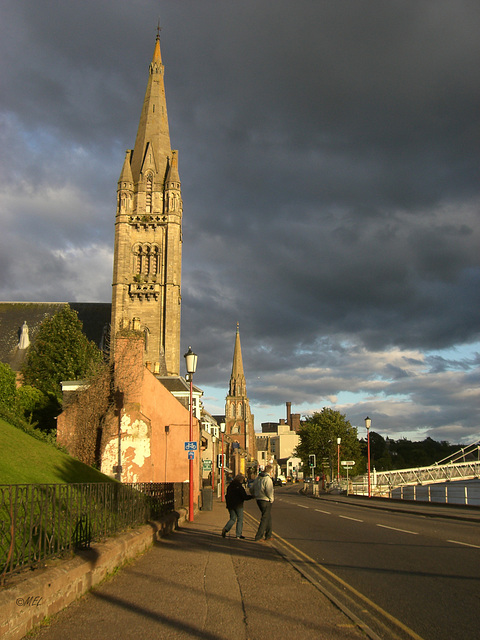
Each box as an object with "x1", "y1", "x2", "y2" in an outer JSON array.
[{"x1": 1, "y1": 1, "x2": 479, "y2": 444}]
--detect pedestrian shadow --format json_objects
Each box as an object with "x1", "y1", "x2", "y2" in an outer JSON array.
[{"x1": 91, "y1": 591, "x2": 226, "y2": 640}]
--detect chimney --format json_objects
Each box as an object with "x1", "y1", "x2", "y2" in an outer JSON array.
[{"x1": 286, "y1": 402, "x2": 292, "y2": 426}]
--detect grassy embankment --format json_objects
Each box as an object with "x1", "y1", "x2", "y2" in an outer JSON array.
[{"x1": 0, "y1": 417, "x2": 114, "y2": 484}]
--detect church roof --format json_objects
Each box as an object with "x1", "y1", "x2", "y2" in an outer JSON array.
[{"x1": 0, "y1": 302, "x2": 111, "y2": 371}]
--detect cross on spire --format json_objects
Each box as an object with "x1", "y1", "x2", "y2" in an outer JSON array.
[{"x1": 156, "y1": 20, "x2": 162, "y2": 41}]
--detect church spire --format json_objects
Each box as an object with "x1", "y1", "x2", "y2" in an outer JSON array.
[
  {"x1": 130, "y1": 33, "x2": 171, "y2": 183},
  {"x1": 111, "y1": 30, "x2": 182, "y2": 376},
  {"x1": 225, "y1": 323, "x2": 256, "y2": 460},
  {"x1": 230, "y1": 322, "x2": 246, "y2": 396}
]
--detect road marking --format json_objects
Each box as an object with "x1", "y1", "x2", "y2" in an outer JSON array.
[
  {"x1": 315, "y1": 508, "x2": 331, "y2": 514},
  {"x1": 296, "y1": 504, "x2": 309, "y2": 509},
  {"x1": 339, "y1": 515, "x2": 363, "y2": 522},
  {"x1": 377, "y1": 524, "x2": 418, "y2": 535},
  {"x1": 447, "y1": 539, "x2": 480, "y2": 549},
  {"x1": 271, "y1": 531, "x2": 425, "y2": 640}
]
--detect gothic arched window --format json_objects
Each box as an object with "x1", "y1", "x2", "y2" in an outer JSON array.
[
  {"x1": 150, "y1": 244, "x2": 159, "y2": 275},
  {"x1": 146, "y1": 174, "x2": 153, "y2": 213},
  {"x1": 133, "y1": 243, "x2": 161, "y2": 277}
]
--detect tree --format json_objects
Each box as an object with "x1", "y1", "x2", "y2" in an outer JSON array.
[
  {"x1": 15, "y1": 385, "x2": 49, "y2": 423},
  {"x1": 22, "y1": 305, "x2": 103, "y2": 399},
  {"x1": 0, "y1": 362, "x2": 17, "y2": 407},
  {"x1": 296, "y1": 408, "x2": 361, "y2": 480}
]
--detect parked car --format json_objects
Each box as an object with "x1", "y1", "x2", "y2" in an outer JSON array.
[{"x1": 274, "y1": 475, "x2": 286, "y2": 486}]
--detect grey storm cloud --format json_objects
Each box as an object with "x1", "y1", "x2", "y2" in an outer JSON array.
[{"x1": 0, "y1": 0, "x2": 479, "y2": 442}]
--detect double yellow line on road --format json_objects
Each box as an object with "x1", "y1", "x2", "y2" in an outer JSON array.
[{"x1": 244, "y1": 511, "x2": 424, "y2": 640}]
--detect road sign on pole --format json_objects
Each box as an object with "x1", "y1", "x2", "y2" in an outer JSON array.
[
  {"x1": 341, "y1": 461, "x2": 355, "y2": 494},
  {"x1": 185, "y1": 441, "x2": 197, "y2": 451}
]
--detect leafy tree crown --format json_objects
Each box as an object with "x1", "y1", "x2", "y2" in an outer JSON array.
[{"x1": 22, "y1": 305, "x2": 103, "y2": 398}]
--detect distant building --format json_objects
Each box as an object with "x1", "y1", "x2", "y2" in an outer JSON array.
[
  {"x1": 256, "y1": 434, "x2": 274, "y2": 470},
  {"x1": 225, "y1": 324, "x2": 256, "y2": 459},
  {"x1": 257, "y1": 403, "x2": 302, "y2": 478}
]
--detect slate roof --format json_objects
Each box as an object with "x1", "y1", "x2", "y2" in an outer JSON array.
[
  {"x1": 0, "y1": 302, "x2": 111, "y2": 371},
  {"x1": 157, "y1": 376, "x2": 202, "y2": 394}
]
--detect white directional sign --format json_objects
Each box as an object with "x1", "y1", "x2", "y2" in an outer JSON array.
[{"x1": 341, "y1": 460, "x2": 355, "y2": 467}]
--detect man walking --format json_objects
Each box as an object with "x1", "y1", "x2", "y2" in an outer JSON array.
[{"x1": 252, "y1": 464, "x2": 274, "y2": 541}]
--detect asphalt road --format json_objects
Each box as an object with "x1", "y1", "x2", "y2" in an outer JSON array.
[{"x1": 245, "y1": 485, "x2": 480, "y2": 640}]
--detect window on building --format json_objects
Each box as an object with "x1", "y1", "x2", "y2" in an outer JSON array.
[{"x1": 146, "y1": 174, "x2": 153, "y2": 213}]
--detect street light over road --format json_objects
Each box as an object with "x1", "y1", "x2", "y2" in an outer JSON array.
[
  {"x1": 220, "y1": 422, "x2": 226, "y2": 502},
  {"x1": 337, "y1": 437, "x2": 341, "y2": 485},
  {"x1": 365, "y1": 416, "x2": 371, "y2": 497},
  {"x1": 184, "y1": 346, "x2": 198, "y2": 522}
]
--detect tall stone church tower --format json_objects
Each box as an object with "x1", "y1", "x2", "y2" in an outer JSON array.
[
  {"x1": 225, "y1": 324, "x2": 256, "y2": 457},
  {"x1": 111, "y1": 32, "x2": 182, "y2": 375}
]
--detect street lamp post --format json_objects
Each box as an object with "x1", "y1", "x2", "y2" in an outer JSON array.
[
  {"x1": 211, "y1": 435, "x2": 216, "y2": 493},
  {"x1": 337, "y1": 437, "x2": 341, "y2": 486},
  {"x1": 365, "y1": 417, "x2": 371, "y2": 497},
  {"x1": 220, "y1": 423, "x2": 226, "y2": 502},
  {"x1": 184, "y1": 346, "x2": 198, "y2": 522}
]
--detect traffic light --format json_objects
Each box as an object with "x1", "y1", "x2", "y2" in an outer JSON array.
[
  {"x1": 309, "y1": 454, "x2": 316, "y2": 468},
  {"x1": 217, "y1": 454, "x2": 225, "y2": 468}
]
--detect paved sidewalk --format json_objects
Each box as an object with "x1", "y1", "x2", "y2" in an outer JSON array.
[{"x1": 30, "y1": 497, "x2": 365, "y2": 640}]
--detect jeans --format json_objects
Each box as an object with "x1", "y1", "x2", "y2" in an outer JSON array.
[
  {"x1": 254, "y1": 500, "x2": 272, "y2": 540},
  {"x1": 224, "y1": 505, "x2": 244, "y2": 537}
]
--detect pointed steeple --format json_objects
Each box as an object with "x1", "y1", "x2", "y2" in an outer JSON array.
[
  {"x1": 130, "y1": 34, "x2": 171, "y2": 183},
  {"x1": 165, "y1": 149, "x2": 180, "y2": 187},
  {"x1": 118, "y1": 149, "x2": 134, "y2": 186},
  {"x1": 230, "y1": 322, "x2": 246, "y2": 396},
  {"x1": 225, "y1": 323, "x2": 256, "y2": 460}
]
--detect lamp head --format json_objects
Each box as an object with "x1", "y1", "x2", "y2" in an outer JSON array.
[
  {"x1": 184, "y1": 346, "x2": 198, "y2": 375},
  {"x1": 365, "y1": 416, "x2": 371, "y2": 430}
]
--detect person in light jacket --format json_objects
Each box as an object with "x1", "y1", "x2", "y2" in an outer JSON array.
[{"x1": 252, "y1": 464, "x2": 274, "y2": 541}]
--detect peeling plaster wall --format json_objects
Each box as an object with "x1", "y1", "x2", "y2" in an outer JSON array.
[
  {"x1": 101, "y1": 413, "x2": 152, "y2": 483},
  {"x1": 101, "y1": 337, "x2": 200, "y2": 489}
]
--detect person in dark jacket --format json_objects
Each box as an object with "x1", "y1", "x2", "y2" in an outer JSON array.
[{"x1": 221, "y1": 474, "x2": 253, "y2": 539}]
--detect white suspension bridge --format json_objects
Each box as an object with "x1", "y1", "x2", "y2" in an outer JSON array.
[{"x1": 351, "y1": 441, "x2": 480, "y2": 505}]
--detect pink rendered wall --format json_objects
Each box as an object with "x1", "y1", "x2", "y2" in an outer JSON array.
[
  {"x1": 109, "y1": 337, "x2": 200, "y2": 498},
  {"x1": 140, "y1": 368, "x2": 200, "y2": 485}
]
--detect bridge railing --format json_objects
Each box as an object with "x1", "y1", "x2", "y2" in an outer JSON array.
[
  {"x1": 373, "y1": 460, "x2": 480, "y2": 488},
  {"x1": 0, "y1": 482, "x2": 188, "y2": 584}
]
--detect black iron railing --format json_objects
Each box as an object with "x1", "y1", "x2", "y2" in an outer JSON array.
[{"x1": 0, "y1": 482, "x2": 188, "y2": 583}]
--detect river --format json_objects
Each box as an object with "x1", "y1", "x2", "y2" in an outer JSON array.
[{"x1": 391, "y1": 478, "x2": 480, "y2": 506}]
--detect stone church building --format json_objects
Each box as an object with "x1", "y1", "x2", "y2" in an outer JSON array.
[
  {"x1": 224, "y1": 324, "x2": 256, "y2": 459},
  {"x1": 111, "y1": 33, "x2": 182, "y2": 376},
  {"x1": 0, "y1": 31, "x2": 258, "y2": 489}
]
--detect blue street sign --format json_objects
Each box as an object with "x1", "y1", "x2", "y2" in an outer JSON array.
[
  {"x1": 184, "y1": 441, "x2": 197, "y2": 451},
  {"x1": 188, "y1": 451, "x2": 195, "y2": 460}
]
